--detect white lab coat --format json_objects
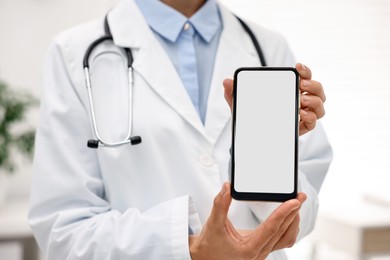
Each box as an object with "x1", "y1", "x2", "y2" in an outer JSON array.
[{"x1": 29, "y1": 0, "x2": 332, "y2": 259}]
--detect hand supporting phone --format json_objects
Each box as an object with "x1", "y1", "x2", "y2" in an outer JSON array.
[{"x1": 231, "y1": 67, "x2": 299, "y2": 202}]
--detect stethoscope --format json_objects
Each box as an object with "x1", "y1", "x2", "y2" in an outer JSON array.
[
  {"x1": 83, "y1": 14, "x2": 266, "y2": 149},
  {"x1": 83, "y1": 16, "x2": 141, "y2": 149}
]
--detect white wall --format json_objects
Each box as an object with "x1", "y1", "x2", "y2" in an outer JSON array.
[
  {"x1": 0, "y1": 0, "x2": 118, "y2": 95},
  {"x1": 0, "y1": 0, "x2": 118, "y2": 198}
]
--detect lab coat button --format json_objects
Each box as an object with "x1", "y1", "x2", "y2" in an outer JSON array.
[{"x1": 199, "y1": 155, "x2": 214, "y2": 167}]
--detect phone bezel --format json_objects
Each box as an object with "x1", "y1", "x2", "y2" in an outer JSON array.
[{"x1": 231, "y1": 67, "x2": 299, "y2": 202}]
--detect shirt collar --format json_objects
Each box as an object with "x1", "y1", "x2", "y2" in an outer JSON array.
[{"x1": 135, "y1": 0, "x2": 221, "y2": 43}]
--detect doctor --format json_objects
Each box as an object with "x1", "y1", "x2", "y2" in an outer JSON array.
[{"x1": 29, "y1": 0, "x2": 332, "y2": 259}]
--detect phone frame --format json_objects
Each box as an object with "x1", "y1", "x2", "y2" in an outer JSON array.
[{"x1": 231, "y1": 67, "x2": 299, "y2": 202}]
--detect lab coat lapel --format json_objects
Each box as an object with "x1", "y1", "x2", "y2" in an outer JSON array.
[
  {"x1": 205, "y1": 5, "x2": 260, "y2": 145},
  {"x1": 108, "y1": 0, "x2": 206, "y2": 138}
]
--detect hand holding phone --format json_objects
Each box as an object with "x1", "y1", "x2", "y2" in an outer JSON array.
[{"x1": 231, "y1": 67, "x2": 299, "y2": 202}]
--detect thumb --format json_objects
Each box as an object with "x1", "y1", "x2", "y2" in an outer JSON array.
[{"x1": 209, "y1": 182, "x2": 232, "y2": 225}]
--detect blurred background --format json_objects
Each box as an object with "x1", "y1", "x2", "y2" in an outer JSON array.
[{"x1": 0, "y1": 0, "x2": 389, "y2": 259}]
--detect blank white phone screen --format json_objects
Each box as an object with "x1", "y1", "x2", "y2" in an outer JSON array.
[{"x1": 234, "y1": 70, "x2": 297, "y2": 194}]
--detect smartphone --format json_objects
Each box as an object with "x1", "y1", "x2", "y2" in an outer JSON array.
[{"x1": 231, "y1": 67, "x2": 299, "y2": 202}]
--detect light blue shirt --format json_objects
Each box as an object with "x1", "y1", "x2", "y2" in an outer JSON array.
[{"x1": 135, "y1": 0, "x2": 222, "y2": 124}]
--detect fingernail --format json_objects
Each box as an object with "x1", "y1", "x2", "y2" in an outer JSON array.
[
  {"x1": 221, "y1": 184, "x2": 227, "y2": 197},
  {"x1": 300, "y1": 63, "x2": 306, "y2": 70}
]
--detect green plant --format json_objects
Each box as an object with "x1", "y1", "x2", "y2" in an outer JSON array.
[{"x1": 0, "y1": 80, "x2": 36, "y2": 173}]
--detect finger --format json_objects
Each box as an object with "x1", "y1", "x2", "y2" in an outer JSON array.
[
  {"x1": 271, "y1": 213, "x2": 301, "y2": 251},
  {"x1": 296, "y1": 63, "x2": 312, "y2": 80},
  {"x1": 257, "y1": 209, "x2": 300, "y2": 257},
  {"x1": 299, "y1": 109, "x2": 317, "y2": 135},
  {"x1": 223, "y1": 78, "x2": 234, "y2": 111},
  {"x1": 301, "y1": 94, "x2": 325, "y2": 119},
  {"x1": 254, "y1": 194, "x2": 306, "y2": 259},
  {"x1": 209, "y1": 182, "x2": 233, "y2": 225},
  {"x1": 296, "y1": 192, "x2": 307, "y2": 204},
  {"x1": 250, "y1": 198, "x2": 301, "y2": 247},
  {"x1": 300, "y1": 80, "x2": 326, "y2": 102},
  {"x1": 265, "y1": 193, "x2": 306, "y2": 251}
]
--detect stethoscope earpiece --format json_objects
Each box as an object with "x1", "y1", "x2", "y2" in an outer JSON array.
[
  {"x1": 130, "y1": 136, "x2": 142, "y2": 145},
  {"x1": 87, "y1": 139, "x2": 99, "y2": 149}
]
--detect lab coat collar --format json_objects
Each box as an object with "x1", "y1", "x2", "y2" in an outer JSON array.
[{"x1": 108, "y1": 0, "x2": 148, "y2": 48}]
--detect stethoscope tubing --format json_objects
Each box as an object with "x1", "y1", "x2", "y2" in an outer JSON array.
[
  {"x1": 84, "y1": 66, "x2": 135, "y2": 148},
  {"x1": 83, "y1": 15, "x2": 139, "y2": 148}
]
